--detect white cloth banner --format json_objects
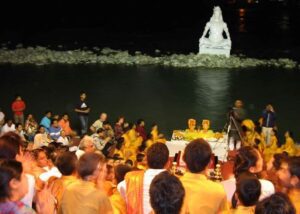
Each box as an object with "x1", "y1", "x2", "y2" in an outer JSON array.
[{"x1": 166, "y1": 138, "x2": 228, "y2": 162}]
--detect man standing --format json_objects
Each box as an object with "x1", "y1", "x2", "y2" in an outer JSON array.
[
  {"x1": 75, "y1": 92, "x2": 90, "y2": 135},
  {"x1": 261, "y1": 104, "x2": 276, "y2": 146},
  {"x1": 227, "y1": 100, "x2": 246, "y2": 150},
  {"x1": 11, "y1": 95, "x2": 26, "y2": 125}
]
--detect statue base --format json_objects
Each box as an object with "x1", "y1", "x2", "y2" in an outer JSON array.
[{"x1": 199, "y1": 46, "x2": 231, "y2": 58}]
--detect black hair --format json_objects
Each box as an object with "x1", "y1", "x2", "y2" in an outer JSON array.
[
  {"x1": 273, "y1": 153, "x2": 289, "y2": 170},
  {"x1": 286, "y1": 130, "x2": 294, "y2": 139},
  {"x1": 232, "y1": 172, "x2": 261, "y2": 208},
  {"x1": 0, "y1": 132, "x2": 23, "y2": 159},
  {"x1": 183, "y1": 138, "x2": 212, "y2": 173},
  {"x1": 15, "y1": 123, "x2": 22, "y2": 128},
  {"x1": 96, "y1": 128, "x2": 105, "y2": 134},
  {"x1": 150, "y1": 171, "x2": 185, "y2": 214},
  {"x1": 77, "y1": 153, "x2": 105, "y2": 179},
  {"x1": 14, "y1": 94, "x2": 21, "y2": 100},
  {"x1": 255, "y1": 192, "x2": 296, "y2": 214},
  {"x1": 102, "y1": 121, "x2": 110, "y2": 126},
  {"x1": 80, "y1": 91, "x2": 86, "y2": 96},
  {"x1": 55, "y1": 151, "x2": 77, "y2": 175},
  {"x1": 234, "y1": 146, "x2": 259, "y2": 179},
  {"x1": 114, "y1": 164, "x2": 132, "y2": 184},
  {"x1": 33, "y1": 148, "x2": 46, "y2": 160},
  {"x1": 151, "y1": 123, "x2": 157, "y2": 129},
  {"x1": 51, "y1": 118, "x2": 58, "y2": 124},
  {"x1": 116, "y1": 137, "x2": 124, "y2": 150},
  {"x1": 125, "y1": 159, "x2": 133, "y2": 167},
  {"x1": 37, "y1": 125, "x2": 45, "y2": 133},
  {"x1": 136, "y1": 153, "x2": 145, "y2": 163},
  {"x1": 0, "y1": 160, "x2": 23, "y2": 201},
  {"x1": 136, "y1": 119, "x2": 144, "y2": 126},
  {"x1": 147, "y1": 143, "x2": 169, "y2": 169},
  {"x1": 44, "y1": 110, "x2": 52, "y2": 115},
  {"x1": 288, "y1": 156, "x2": 300, "y2": 180}
]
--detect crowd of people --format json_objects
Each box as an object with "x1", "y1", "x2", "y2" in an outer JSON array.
[{"x1": 0, "y1": 94, "x2": 300, "y2": 214}]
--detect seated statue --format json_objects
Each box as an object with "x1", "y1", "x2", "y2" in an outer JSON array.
[
  {"x1": 187, "y1": 118, "x2": 197, "y2": 132},
  {"x1": 198, "y1": 119, "x2": 215, "y2": 139},
  {"x1": 199, "y1": 6, "x2": 231, "y2": 57}
]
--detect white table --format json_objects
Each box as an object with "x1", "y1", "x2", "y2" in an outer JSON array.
[{"x1": 166, "y1": 139, "x2": 228, "y2": 162}]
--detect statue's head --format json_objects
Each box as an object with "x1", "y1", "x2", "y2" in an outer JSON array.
[
  {"x1": 211, "y1": 6, "x2": 223, "y2": 22},
  {"x1": 188, "y1": 118, "x2": 196, "y2": 131},
  {"x1": 202, "y1": 119, "x2": 210, "y2": 131}
]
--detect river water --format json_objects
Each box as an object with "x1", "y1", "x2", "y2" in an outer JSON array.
[{"x1": 1, "y1": 64, "x2": 300, "y2": 141}]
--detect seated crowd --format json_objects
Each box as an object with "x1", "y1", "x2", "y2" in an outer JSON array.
[{"x1": 0, "y1": 105, "x2": 300, "y2": 214}]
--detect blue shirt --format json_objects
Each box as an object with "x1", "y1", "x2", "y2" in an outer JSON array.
[
  {"x1": 49, "y1": 126, "x2": 62, "y2": 140},
  {"x1": 40, "y1": 116, "x2": 51, "y2": 131},
  {"x1": 262, "y1": 110, "x2": 276, "y2": 128}
]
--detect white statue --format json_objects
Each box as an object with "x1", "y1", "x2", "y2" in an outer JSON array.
[{"x1": 199, "y1": 6, "x2": 231, "y2": 57}]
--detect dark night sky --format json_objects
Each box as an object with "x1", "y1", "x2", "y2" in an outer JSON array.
[
  {"x1": 0, "y1": 0, "x2": 231, "y2": 48},
  {"x1": 1, "y1": 0, "x2": 298, "y2": 31},
  {"x1": 1, "y1": 1, "x2": 232, "y2": 30},
  {"x1": 1, "y1": 0, "x2": 299, "y2": 59}
]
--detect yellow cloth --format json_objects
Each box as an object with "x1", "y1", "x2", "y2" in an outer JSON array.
[
  {"x1": 122, "y1": 129, "x2": 142, "y2": 160},
  {"x1": 279, "y1": 137, "x2": 296, "y2": 156},
  {"x1": 125, "y1": 170, "x2": 145, "y2": 214},
  {"x1": 198, "y1": 130, "x2": 215, "y2": 139},
  {"x1": 145, "y1": 139, "x2": 154, "y2": 149},
  {"x1": 110, "y1": 189, "x2": 127, "y2": 214},
  {"x1": 137, "y1": 163, "x2": 147, "y2": 171},
  {"x1": 60, "y1": 179, "x2": 113, "y2": 214},
  {"x1": 288, "y1": 189, "x2": 300, "y2": 214},
  {"x1": 230, "y1": 206, "x2": 255, "y2": 214},
  {"x1": 257, "y1": 134, "x2": 266, "y2": 154},
  {"x1": 51, "y1": 175, "x2": 78, "y2": 211},
  {"x1": 103, "y1": 181, "x2": 115, "y2": 197},
  {"x1": 182, "y1": 130, "x2": 216, "y2": 141},
  {"x1": 151, "y1": 129, "x2": 166, "y2": 143},
  {"x1": 113, "y1": 148, "x2": 124, "y2": 159},
  {"x1": 243, "y1": 131, "x2": 259, "y2": 147},
  {"x1": 180, "y1": 172, "x2": 229, "y2": 214},
  {"x1": 122, "y1": 132, "x2": 136, "y2": 160},
  {"x1": 263, "y1": 135, "x2": 279, "y2": 162},
  {"x1": 128, "y1": 129, "x2": 143, "y2": 148}
]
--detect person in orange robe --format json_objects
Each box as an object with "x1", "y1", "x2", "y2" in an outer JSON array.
[
  {"x1": 60, "y1": 153, "x2": 113, "y2": 214},
  {"x1": 150, "y1": 124, "x2": 166, "y2": 144},
  {"x1": 58, "y1": 113, "x2": 76, "y2": 136},
  {"x1": 120, "y1": 143, "x2": 169, "y2": 214},
  {"x1": 50, "y1": 152, "x2": 78, "y2": 212},
  {"x1": 110, "y1": 164, "x2": 132, "y2": 214},
  {"x1": 180, "y1": 139, "x2": 229, "y2": 214}
]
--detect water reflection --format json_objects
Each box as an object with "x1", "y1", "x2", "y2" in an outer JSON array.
[
  {"x1": 278, "y1": 12, "x2": 290, "y2": 31},
  {"x1": 0, "y1": 65, "x2": 300, "y2": 140},
  {"x1": 194, "y1": 69, "x2": 231, "y2": 130}
]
